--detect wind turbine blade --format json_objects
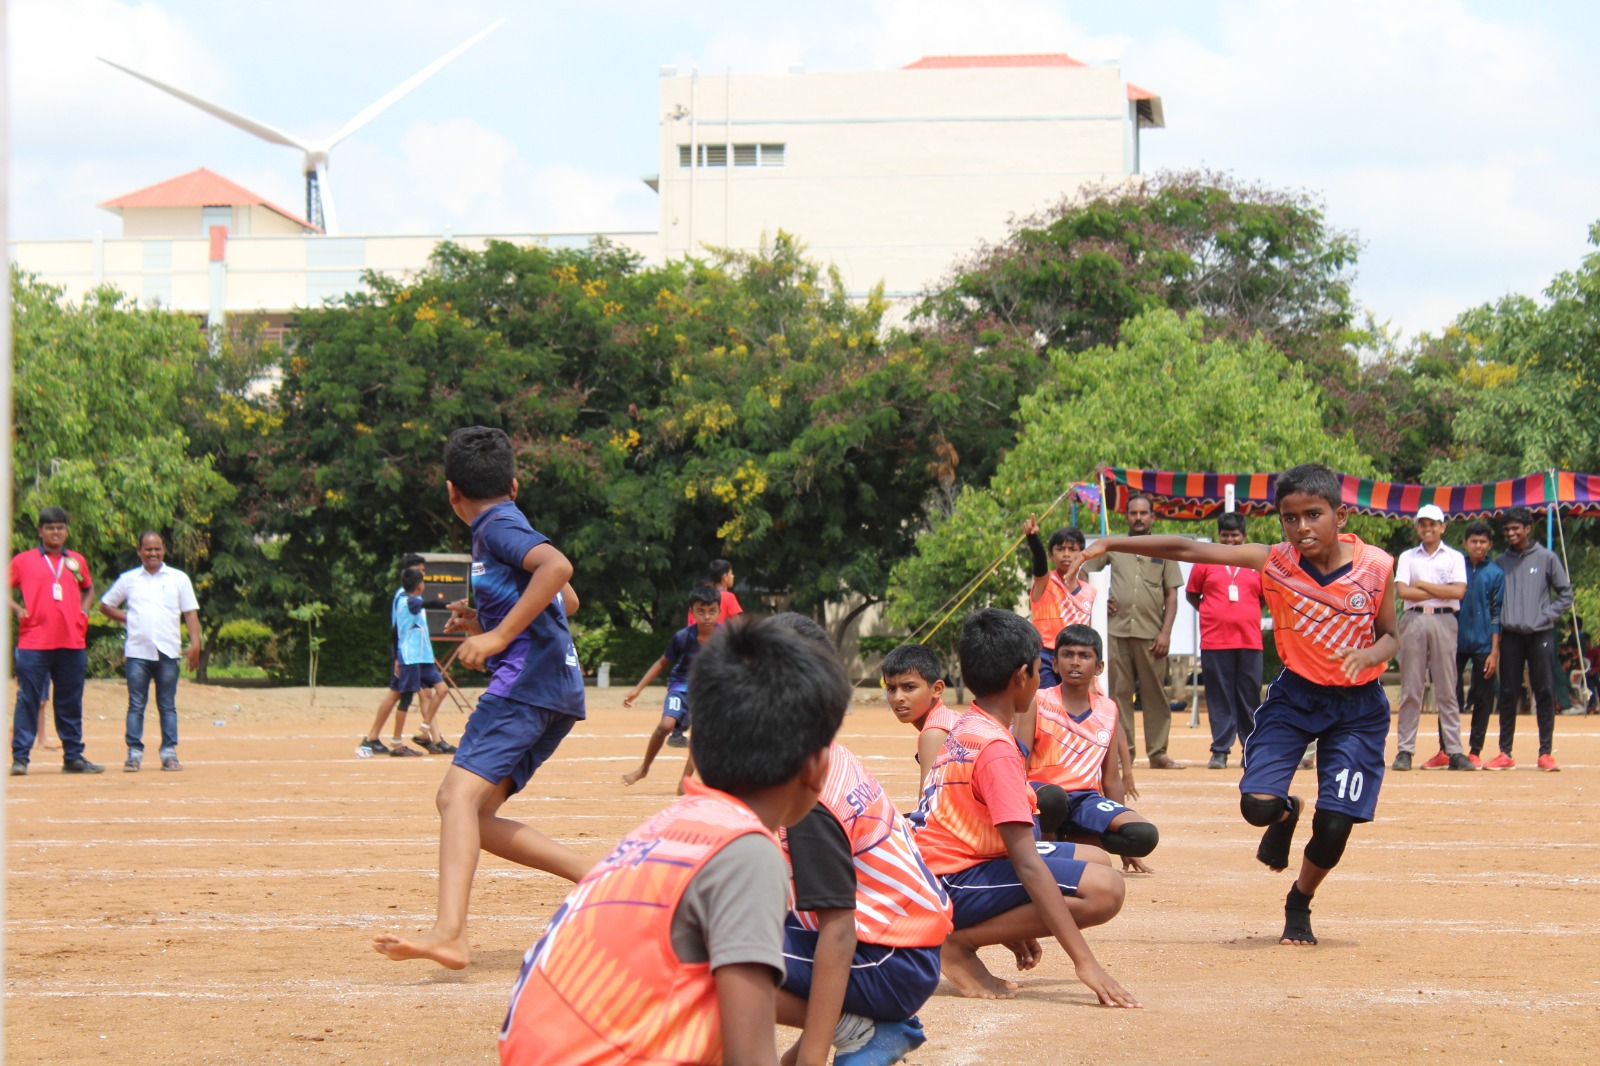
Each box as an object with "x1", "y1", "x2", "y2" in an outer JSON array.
[
  {"x1": 98, "y1": 56, "x2": 309, "y2": 151},
  {"x1": 325, "y1": 18, "x2": 505, "y2": 147}
]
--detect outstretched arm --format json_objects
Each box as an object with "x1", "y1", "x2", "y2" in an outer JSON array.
[{"x1": 1084, "y1": 535, "x2": 1269, "y2": 569}]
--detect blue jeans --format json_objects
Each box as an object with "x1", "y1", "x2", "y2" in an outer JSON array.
[
  {"x1": 126, "y1": 655, "x2": 181, "y2": 759},
  {"x1": 13, "y1": 647, "x2": 88, "y2": 765}
]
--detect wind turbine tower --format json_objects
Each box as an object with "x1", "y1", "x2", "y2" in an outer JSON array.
[{"x1": 100, "y1": 19, "x2": 505, "y2": 234}]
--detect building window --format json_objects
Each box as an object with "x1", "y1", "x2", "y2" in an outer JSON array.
[
  {"x1": 201, "y1": 205, "x2": 232, "y2": 234},
  {"x1": 679, "y1": 143, "x2": 785, "y2": 167}
]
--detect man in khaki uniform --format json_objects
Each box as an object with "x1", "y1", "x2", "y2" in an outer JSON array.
[{"x1": 1084, "y1": 493, "x2": 1185, "y2": 768}]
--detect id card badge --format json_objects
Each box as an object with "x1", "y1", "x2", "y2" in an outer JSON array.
[
  {"x1": 1227, "y1": 584, "x2": 1239, "y2": 602},
  {"x1": 52, "y1": 583, "x2": 63, "y2": 601}
]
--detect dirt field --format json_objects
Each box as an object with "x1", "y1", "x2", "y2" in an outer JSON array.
[{"x1": 6, "y1": 679, "x2": 1599, "y2": 1065}]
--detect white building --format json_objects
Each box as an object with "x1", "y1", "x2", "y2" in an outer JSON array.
[
  {"x1": 654, "y1": 53, "x2": 1162, "y2": 299},
  {"x1": 12, "y1": 53, "x2": 1160, "y2": 329}
]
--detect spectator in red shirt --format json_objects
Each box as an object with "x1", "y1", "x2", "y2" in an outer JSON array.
[
  {"x1": 10, "y1": 507, "x2": 103, "y2": 775},
  {"x1": 1186, "y1": 513, "x2": 1265, "y2": 770}
]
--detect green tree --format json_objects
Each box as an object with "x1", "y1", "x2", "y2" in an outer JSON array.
[
  {"x1": 12, "y1": 272, "x2": 232, "y2": 582},
  {"x1": 885, "y1": 309, "x2": 1377, "y2": 642}
]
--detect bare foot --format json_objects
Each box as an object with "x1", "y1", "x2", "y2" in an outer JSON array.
[
  {"x1": 1005, "y1": 937, "x2": 1043, "y2": 971},
  {"x1": 621, "y1": 766, "x2": 646, "y2": 786},
  {"x1": 940, "y1": 940, "x2": 1018, "y2": 999},
  {"x1": 372, "y1": 929, "x2": 469, "y2": 969}
]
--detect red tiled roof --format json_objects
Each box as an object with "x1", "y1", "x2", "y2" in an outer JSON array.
[
  {"x1": 903, "y1": 54, "x2": 1088, "y2": 69},
  {"x1": 99, "y1": 167, "x2": 319, "y2": 231},
  {"x1": 1126, "y1": 82, "x2": 1157, "y2": 100}
]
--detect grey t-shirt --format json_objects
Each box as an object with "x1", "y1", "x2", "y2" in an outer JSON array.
[{"x1": 669, "y1": 831, "x2": 787, "y2": 981}]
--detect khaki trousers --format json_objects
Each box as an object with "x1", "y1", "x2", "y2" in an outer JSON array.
[
  {"x1": 1396, "y1": 611, "x2": 1462, "y2": 755},
  {"x1": 1109, "y1": 634, "x2": 1172, "y2": 759}
]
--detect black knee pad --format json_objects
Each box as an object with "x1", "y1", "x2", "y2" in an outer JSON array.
[
  {"x1": 1101, "y1": 821, "x2": 1159, "y2": 858},
  {"x1": 398, "y1": 691, "x2": 414, "y2": 712},
  {"x1": 1304, "y1": 808, "x2": 1355, "y2": 869},
  {"x1": 1034, "y1": 784, "x2": 1070, "y2": 836},
  {"x1": 1240, "y1": 794, "x2": 1287, "y2": 827}
]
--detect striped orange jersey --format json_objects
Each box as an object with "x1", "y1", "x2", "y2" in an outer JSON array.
[
  {"x1": 908, "y1": 706, "x2": 1039, "y2": 875},
  {"x1": 1031, "y1": 572, "x2": 1097, "y2": 650},
  {"x1": 921, "y1": 700, "x2": 959, "y2": 736},
  {"x1": 500, "y1": 781, "x2": 776, "y2": 1065},
  {"x1": 782, "y1": 742, "x2": 953, "y2": 948},
  {"x1": 1028, "y1": 686, "x2": 1118, "y2": 793},
  {"x1": 1262, "y1": 534, "x2": 1392, "y2": 687}
]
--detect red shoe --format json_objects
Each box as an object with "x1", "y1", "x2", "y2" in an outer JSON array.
[
  {"x1": 1538, "y1": 754, "x2": 1560, "y2": 772},
  {"x1": 1421, "y1": 750, "x2": 1451, "y2": 770},
  {"x1": 1483, "y1": 753, "x2": 1515, "y2": 770},
  {"x1": 1467, "y1": 753, "x2": 1482, "y2": 769}
]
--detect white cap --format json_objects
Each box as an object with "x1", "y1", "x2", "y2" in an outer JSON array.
[{"x1": 1415, "y1": 504, "x2": 1446, "y2": 523}]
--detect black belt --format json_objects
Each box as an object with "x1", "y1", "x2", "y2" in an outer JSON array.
[{"x1": 1408, "y1": 607, "x2": 1457, "y2": 615}]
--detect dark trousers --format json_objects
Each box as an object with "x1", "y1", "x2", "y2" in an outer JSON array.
[
  {"x1": 12, "y1": 647, "x2": 88, "y2": 765},
  {"x1": 1455, "y1": 650, "x2": 1498, "y2": 756},
  {"x1": 1200, "y1": 648, "x2": 1261, "y2": 754},
  {"x1": 1495, "y1": 629, "x2": 1556, "y2": 756}
]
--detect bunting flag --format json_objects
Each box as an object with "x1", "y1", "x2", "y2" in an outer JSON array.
[
  {"x1": 1099, "y1": 467, "x2": 1600, "y2": 521},
  {"x1": 1069, "y1": 481, "x2": 1102, "y2": 513}
]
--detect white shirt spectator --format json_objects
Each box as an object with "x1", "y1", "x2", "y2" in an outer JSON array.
[
  {"x1": 1396, "y1": 542, "x2": 1467, "y2": 611},
  {"x1": 100, "y1": 564, "x2": 199, "y2": 660}
]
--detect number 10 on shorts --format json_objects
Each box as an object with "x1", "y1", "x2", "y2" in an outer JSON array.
[{"x1": 1332, "y1": 767, "x2": 1364, "y2": 801}]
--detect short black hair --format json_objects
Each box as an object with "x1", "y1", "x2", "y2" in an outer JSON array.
[
  {"x1": 688, "y1": 584, "x2": 723, "y2": 610},
  {"x1": 1275, "y1": 463, "x2": 1343, "y2": 511},
  {"x1": 1053, "y1": 623, "x2": 1103, "y2": 663},
  {"x1": 766, "y1": 611, "x2": 835, "y2": 649},
  {"x1": 1047, "y1": 526, "x2": 1086, "y2": 551},
  {"x1": 37, "y1": 507, "x2": 69, "y2": 527},
  {"x1": 1125, "y1": 492, "x2": 1155, "y2": 512},
  {"x1": 1216, "y1": 512, "x2": 1247, "y2": 534},
  {"x1": 137, "y1": 529, "x2": 164, "y2": 547},
  {"x1": 1501, "y1": 506, "x2": 1535, "y2": 528},
  {"x1": 957, "y1": 608, "x2": 1040, "y2": 698},
  {"x1": 880, "y1": 643, "x2": 943, "y2": 685},
  {"x1": 401, "y1": 567, "x2": 424, "y2": 593},
  {"x1": 444, "y1": 426, "x2": 516, "y2": 501},
  {"x1": 706, "y1": 558, "x2": 733, "y2": 582},
  {"x1": 1463, "y1": 521, "x2": 1494, "y2": 540},
  {"x1": 689, "y1": 617, "x2": 847, "y2": 793},
  {"x1": 400, "y1": 553, "x2": 426, "y2": 569}
]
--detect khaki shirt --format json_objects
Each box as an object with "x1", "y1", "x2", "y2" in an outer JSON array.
[{"x1": 1083, "y1": 552, "x2": 1183, "y2": 640}]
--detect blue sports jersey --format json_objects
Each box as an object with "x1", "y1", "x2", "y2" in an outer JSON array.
[
  {"x1": 663, "y1": 625, "x2": 709, "y2": 687},
  {"x1": 394, "y1": 589, "x2": 433, "y2": 666},
  {"x1": 469, "y1": 501, "x2": 585, "y2": 719}
]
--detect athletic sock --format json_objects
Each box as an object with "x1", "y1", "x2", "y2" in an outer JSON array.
[{"x1": 1282, "y1": 884, "x2": 1317, "y2": 945}]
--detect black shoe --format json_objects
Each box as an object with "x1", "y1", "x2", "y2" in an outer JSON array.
[
  {"x1": 1447, "y1": 752, "x2": 1475, "y2": 771},
  {"x1": 361, "y1": 737, "x2": 390, "y2": 755},
  {"x1": 1207, "y1": 752, "x2": 1227, "y2": 770},
  {"x1": 10, "y1": 760, "x2": 26, "y2": 776},
  {"x1": 389, "y1": 744, "x2": 423, "y2": 757},
  {"x1": 433, "y1": 739, "x2": 457, "y2": 754},
  {"x1": 63, "y1": 758, "x2": 105, "y2": 774},
  {"x1": 665, "y1": 730, "x2": 689, "y2": 749},
  {"x1": 1391, "y1": 751, "x2": 1413, "y2": 772}
]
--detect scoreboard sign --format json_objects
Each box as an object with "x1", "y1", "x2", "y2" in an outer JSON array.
[{"x1": 418, "y1": 553, "x2": 472, "y2": 638}]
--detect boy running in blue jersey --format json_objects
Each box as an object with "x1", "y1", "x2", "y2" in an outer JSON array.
[
  {"x1": 622, "y1": 584, "x2": 722, "y2": 793},
  {"x1": 373, "y1": 426, "x2": 590, "y2": 970}
]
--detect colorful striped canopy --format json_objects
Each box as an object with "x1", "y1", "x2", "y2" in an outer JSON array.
[{"x1": 1100, "y1": 467, "x2": 1600, "y2": 520}]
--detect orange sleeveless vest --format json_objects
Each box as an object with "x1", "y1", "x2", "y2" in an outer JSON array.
[
  {"x1": 1031, "y1": 572, "x2": 1096, "y2": 650},
  {"x1": 783, "y1": 742, "x2": 952, "y2": 949},
  {"x1": 500, "y1": 781, "x2": 776, "y2": 1065},
  {"x1": 1262, "y1": 534, "x2": 1392, "y2": 687},
  {"x1": 921, "y1": 700, "x2": 958, "y2": 736},
  {"x1": 909, "y1": 705, "x2": 1039, "y2": 876},
  {"x1": 1029, "y1": 686, "x2": 1118, "y2": 793}
]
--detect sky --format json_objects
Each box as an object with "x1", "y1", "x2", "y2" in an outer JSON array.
[{"x1": 11, "y1": 0, "x2": 1600, "y2": 337}]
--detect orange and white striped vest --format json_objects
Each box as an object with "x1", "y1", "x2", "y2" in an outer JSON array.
[
  {"x1": 908, "y1": 705, "x2": 1039, "y2": 876},
  {"x1": 1029, "y1": 686, "x2": 1118, "y2": 793},
  {"x1": 783, "y1": 743, "x2": 953, "y2": 949},
  {"x1": 1263, "y1": 534, "x2": 1392, "y2": 688},
  {"x1": 921, "y1": 700, "x2": 959, "y2": 736},
  {"x1": 500, "y1": 781, "x2": 776, "y2": 1066},
  {"x1": 1031, "y1": 572, "x2": 1096, "y2": 650}
]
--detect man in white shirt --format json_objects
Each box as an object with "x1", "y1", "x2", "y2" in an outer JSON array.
[
  {"x1": 99, "y1": 532, "x2": 201, "y2": 772},
  {"x1": 1393, "y1": 505, "x2": 1472, "y2": 771}
]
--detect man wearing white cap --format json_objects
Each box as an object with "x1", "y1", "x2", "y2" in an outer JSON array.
[{"x1": 1393, "y1": 504, "x2": 1473, "y2": 771}]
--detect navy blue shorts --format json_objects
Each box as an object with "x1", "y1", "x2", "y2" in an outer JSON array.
[
  {"x1": 780, "y1": 923, "x2": 940, "y2": 1022},
  {"x1": 419, "y1": 662, "x2": 443, "y2": 688},
  {"x1": 1034, "y1": 786, "x2": 1128, "y2": 836},
  {"x1": 454, "y1": 693, "x2": 576, "y2": 796},
  {"x1": 1039, "y1": 647, "x2": 1060, "y2": 689},
  {"x1": 391, "y1": 662, "x2": 444, "y2": 693},
  {"x1": 939, "y1": 844, "x2": 1084, "y2": 929},
  {"x1": 1241, "y1": 669, "x2": 1389, "y2": 822},
  {"x1": 662, "y1": 684, "x2": 690, "y2": 727}
]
